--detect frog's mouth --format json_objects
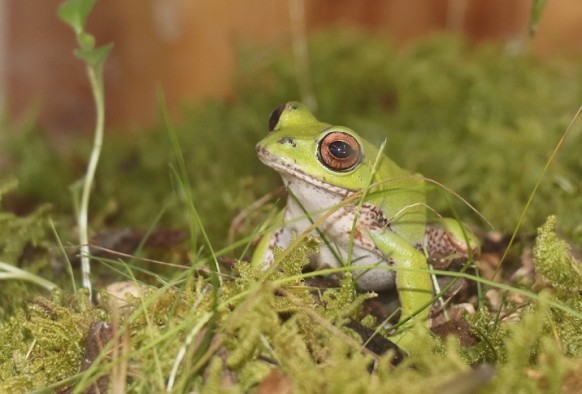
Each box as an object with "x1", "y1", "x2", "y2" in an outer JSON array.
[{"x1": 256, "y1": 145, "x2": 353, "y2": 197}]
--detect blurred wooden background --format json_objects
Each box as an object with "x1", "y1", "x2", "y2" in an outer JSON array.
[{"x1": 1, "y1": 0, "x2": 581, "y2": 134}]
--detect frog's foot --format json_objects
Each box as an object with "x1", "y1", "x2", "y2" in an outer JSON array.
[
  {"x1": 424, "y1": 218, "x2": 480, "y2": 265},
  {"x1": 387, "y1": 325, "x2": 420, "y2": 354}
]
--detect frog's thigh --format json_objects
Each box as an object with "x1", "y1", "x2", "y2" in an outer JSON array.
[
  {"x1": 424, "y1": 218, "x2": 479, "y2": 260},
  {"x1": 368, "y1": 230, "x2": 433, "y2": 321}
]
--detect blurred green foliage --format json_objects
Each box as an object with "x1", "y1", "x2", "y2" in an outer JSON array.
[{"x1": 2, "y1": 33, "x2": 582, "y2": 250}]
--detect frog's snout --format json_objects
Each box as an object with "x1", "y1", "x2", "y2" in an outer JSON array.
[{"x1": 256, "y1": 143, "x2": 270, "y2": 162}]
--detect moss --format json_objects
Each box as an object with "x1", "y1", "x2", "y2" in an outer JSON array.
[
  {"x1": 230, "y1": 235, "x2": 320, "y2": 314},
  {"x1": 0, "y1": 180, "x2": 58, "y2": 317},
  {"x1": 533, "y1": 216, "x2": 582, "y2": 357},
  {"x1": 218, "y1": 237, "x2": 390, "y2": 391},
  {"x1": 0, "y1": 220, "x2": 580, "y2": 392},
  {"x1": 225, "y1": 289, "x2": 281, "y2": 370},
  {"x1": 201, "y1": 356, "x2": 243, "y2": 394},
  {"x1": 549, "y1": 289, "x2": 582, "y2": 357},
  {"x1": 493, "y1": 299, "x2": 549, "y2": 392},
  {"x1": 462, "y1": 307, "x2": 509, "y2": 364},
  {"x1": 319, "y1": 273, "x2": 374, "y2": 324},
  {"x1": 0, "y1": 179, "x2": 52, "y2": 264},
  {"x1": 534, "y1": 215, "x2": 582, "y2": 291},
  {"x1": 0, "y1": 291, "x2": 102, "y2": 392}
]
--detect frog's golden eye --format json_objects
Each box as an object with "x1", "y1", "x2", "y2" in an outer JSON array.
[
  {"x1": 318, "y1": 132, "x2": 361, "y2": 172},
  {"x1": 268, "y1": 103, "x2": 286, "y2": 131}
]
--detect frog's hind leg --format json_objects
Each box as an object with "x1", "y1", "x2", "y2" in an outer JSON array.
[{"x1": 423, "y1": 218, "x2": 480, "y2": 265}]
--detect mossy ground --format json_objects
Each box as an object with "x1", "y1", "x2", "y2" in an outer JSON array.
[{"x1": 1, "y1": 32, "x2": 582, "y2": 393}]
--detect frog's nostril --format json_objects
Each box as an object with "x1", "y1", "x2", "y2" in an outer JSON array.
[{"x1": 278, "y1": 137, "x2": 296, "y2": 147}]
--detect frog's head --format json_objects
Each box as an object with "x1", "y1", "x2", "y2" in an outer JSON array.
[{"x1": 256, "y1": 102, "x2": 388, "y2": 192}]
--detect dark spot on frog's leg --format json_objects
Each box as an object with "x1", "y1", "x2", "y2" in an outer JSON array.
[
  {"x1": 366, "y1": 204, "x2": 390, "y2": 228},
  {"x1": 424, "y1": 224, "x2": 478, "y2": 267},
  {"x1": 278, "y1": 137, "x2": 296, "y2": 147},
  {"x1": 424, "y1": 225, "x2": 455, "y2": 256}
]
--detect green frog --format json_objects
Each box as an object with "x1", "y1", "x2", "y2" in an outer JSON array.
[{"x1": 253, "y1": 102, "x2": 479, "y2": 349}]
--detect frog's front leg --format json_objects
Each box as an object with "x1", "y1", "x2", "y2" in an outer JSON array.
[
  {"x1": 367, "y1": 229, "x2": 434, "y2": 348},
  {"x1": 250, "y1": 210, "x2": 292, "y2": 268}
]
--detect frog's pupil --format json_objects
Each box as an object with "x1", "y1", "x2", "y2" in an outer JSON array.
[{"x1": 329, "y1": 140, "x2": 353, "y2": 159}]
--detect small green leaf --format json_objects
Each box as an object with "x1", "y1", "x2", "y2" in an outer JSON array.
[
  {"x1": 58, "y1": 0, "x2": 97, "y2": 34},
  {"x1": 78, "y1": 32, "x2": 95, "y2": 51},
  {"x1": 529, "y1": 0, "x2": 549, "y2": 35},
  {"x1": 75, "y1": 43, "x2": 113, "y2": 70}
]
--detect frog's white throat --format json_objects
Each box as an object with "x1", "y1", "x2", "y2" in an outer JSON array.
[{"x1": 279, "y1": 172, "x2": 351, "y2": 219}]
